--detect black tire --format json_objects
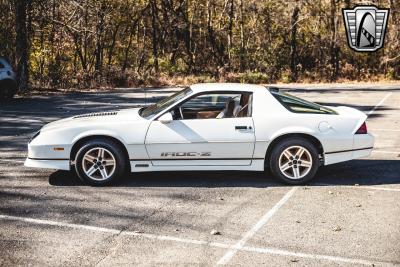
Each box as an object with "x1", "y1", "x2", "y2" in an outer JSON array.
[
  {"x1": 269, "y1": 138, "x2": 319, "y2": 185},
  {"x1": 74, "y1": 138, "x2": 127, "y2": 186},
  {"x1": 0, "y1": 79, "x2": 17, "y2": 100}
]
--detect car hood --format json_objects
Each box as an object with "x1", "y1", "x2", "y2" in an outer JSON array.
[{"x1": 41, "y1": 107, "x2": 144, "y2": 132}]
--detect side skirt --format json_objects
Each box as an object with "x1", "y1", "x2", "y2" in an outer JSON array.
[{"x1": 129, "y1": 159, "x2": 265, "y2": 172}]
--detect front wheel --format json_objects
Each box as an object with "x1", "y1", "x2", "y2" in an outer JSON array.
[
  {"x1": 74, "y1": 139, "x2": 126, "y2": 186},
  {"x1": 269, "y1": 138, "x2": 319, "y2": 185}
]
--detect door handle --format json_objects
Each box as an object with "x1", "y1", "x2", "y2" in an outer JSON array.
[{"x1": 235, "y1": 126, "x2": 248, "y2": 130}]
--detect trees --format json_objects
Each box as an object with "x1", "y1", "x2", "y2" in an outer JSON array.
[
  {"x1": 15, "y1": 0, "x2": 29, "y2": 91},
  {"x1": 290, "y1": 4, "x2": 300, "y2": 82},
  {"x1": 1, "y1": 0, "x2": 398, "y2": 90}
]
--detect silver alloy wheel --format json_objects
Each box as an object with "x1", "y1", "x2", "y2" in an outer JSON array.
[
  {"x1": 82, "y1": 147, "x2": 116, "y2": 181},
  {"x1": 278, "y1": 145, "x2": 313, "y2": 179}
]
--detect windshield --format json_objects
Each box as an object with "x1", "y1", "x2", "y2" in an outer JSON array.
[
  {"x1": 140, "y1": 87, "x2": 192, "y2": 118},
  {"x1": 270, "y1": 90, "x2": 338, "y2": 114}
]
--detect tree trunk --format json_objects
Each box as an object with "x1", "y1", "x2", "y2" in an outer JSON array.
[
  {"x1": 227, "y1": 0, "x2": 234, "y2": 68},
  {"x1": 151, "y1": 0, "x2": 159, "y2": 73},
  {"x1": 107, "y1": 23, "x2": 120, "y2": 66},
  {"x1": 239, "y1": 0, "x2": 245, "y2": 72},
  {"x1": 330, "y1": 0, "x2": 339, "y2": 81},
  {"x1": 15, "y1": 0, "x2": 29, "y2": 91},
  {"x1": 290, "y1": 6, "x2": 300, "y2": 82},
  {"x1": 95, "y1": 1, "x2": 106, "y2": 76}
]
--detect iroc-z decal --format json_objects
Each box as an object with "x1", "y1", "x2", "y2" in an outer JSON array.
[{"x1": 161, "y1": 152, "x2": 211, "y2": 157}]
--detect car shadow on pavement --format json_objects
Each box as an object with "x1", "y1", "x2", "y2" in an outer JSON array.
[{"x1": 49, "y1": 159, "x2": 400, "y2": 188}]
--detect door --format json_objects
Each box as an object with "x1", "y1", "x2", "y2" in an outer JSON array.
[{"x1": 145, "y1": 92, "x2": 255, "y2": 166}]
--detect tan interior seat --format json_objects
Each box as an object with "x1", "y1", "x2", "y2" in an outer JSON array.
[{"x1": 217, "y1": 99, "x2": 236, "y2": 118}]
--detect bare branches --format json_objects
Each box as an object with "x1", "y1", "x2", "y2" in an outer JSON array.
[{"x1": 1, "y1": 0, "x2": 399, "y2": 90}]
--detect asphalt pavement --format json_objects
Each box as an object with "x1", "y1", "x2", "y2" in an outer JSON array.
[{"x1": 0, "y1": 84, "x2": 399, "y2": 266}]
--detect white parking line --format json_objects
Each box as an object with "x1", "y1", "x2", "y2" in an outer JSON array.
[
  {"x1": 370, "y1": 128, "x2": 400, "y2": 132},
  {"x1": 0, "y1": 159, "x2": 25, "y2": 164},
  {"x1": 367, "y1": 92, "x2": 392, "y2": 116},
  {"x1": 239, "y1": 245, "x2": 391, "y2": 266},
  {"x1": 364, "y1": 186, "x2": 400, "y2": 192},
  {"x1": 315, "y1": 183, "x2": 400, "y2": 192},
  {"x1": 372, "y1": 150, "x2": 400, "y2": 154},
  {"x1": 217, "y1": 187, "x2": 298, "y2": 265},
  {"x1": 0, "y1": 213, "x2": 395, "y2": 266}
]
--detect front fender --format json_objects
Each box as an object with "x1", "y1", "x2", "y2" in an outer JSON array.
[{"x1": 71, "y1": 129, "x2": 127, "y2": 145}]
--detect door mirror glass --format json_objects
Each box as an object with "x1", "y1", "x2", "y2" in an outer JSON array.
[{"x1": 158, "y1": 112, "x2": 173, "y2": 124}]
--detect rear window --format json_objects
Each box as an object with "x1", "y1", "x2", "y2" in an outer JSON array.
[{"x1": 270, "y1": 91, "x2": 337, "y2": 115}]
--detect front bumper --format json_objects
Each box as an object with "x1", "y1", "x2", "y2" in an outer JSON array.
[{"x1": 24, "y1": 158, "x2": 70, "y2": 170}]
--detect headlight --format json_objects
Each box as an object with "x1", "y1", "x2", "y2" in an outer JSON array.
[{"x1": 29, "y1": 130, "x2": 40, "y2": 143}]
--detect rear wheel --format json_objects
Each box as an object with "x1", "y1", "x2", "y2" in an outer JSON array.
[
  {"x1": 269, "y1": 138, "x2": 319, "y2": 184},
  {"x1": 74, "y1": 139, "x2": 126, "y2": 186}
]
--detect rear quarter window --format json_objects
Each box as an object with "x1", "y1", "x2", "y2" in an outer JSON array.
[{"x1": 271, "y1": 91, "x2": 337, "y2": 115}]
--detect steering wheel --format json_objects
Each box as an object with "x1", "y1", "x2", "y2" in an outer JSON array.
[{"x1": 179, "y1": 107, "x2": 184, "y2": 119}]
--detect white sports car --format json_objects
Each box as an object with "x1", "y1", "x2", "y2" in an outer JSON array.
[{"x1": 25, "y1": 83, "x2": 374, "y2": 185}]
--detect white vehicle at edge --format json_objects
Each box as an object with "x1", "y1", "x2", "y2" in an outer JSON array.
[{"x1": 25, "y1": 83, "x2": 374, "y2": 185}]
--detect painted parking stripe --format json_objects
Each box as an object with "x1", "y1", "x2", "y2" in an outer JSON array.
[
  {"x1": 363, "y1": 186, "x2": 400, "y2": 192},
  {"x1": 367, "y1": 92, "x2": 392, "y2": 116},
  {"x1": 372, "y1": 150, "x2": 400, "y2": 154},
  {"x1": 370, "y1": 128, "x2": 400, "y2": 132},
  {"x1": 217, "y1": 187, "x2": 298, "y2": 265},
  {"x1": 315, "y1": 183, "x2": 400, "y2": 192},
  {"x1": 0, "y1": 159, "x2": 25, "y2": 164},
  {"x1": 239, "y1": 245, "x2": 396, "y2": 266},
  {"x1": 0, "y1": 214, "x2": 395, "y2": 266}
]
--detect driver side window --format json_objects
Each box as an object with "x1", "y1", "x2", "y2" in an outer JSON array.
[{"x1": 171, "y1": 92, "x2": 252, "y2": 120}]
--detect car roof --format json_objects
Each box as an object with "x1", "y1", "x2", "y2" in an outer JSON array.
[{"x1": 189, "y1": 83, "x2": 266, "y2": 93}]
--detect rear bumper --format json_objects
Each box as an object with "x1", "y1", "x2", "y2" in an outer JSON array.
[
  {"x1": 324, "y1": 133, "x2": 374, "y2": 165},
  {"x1": 24, "y1": 158, "x2": 70, "y2": 171},
  {"x1": 324, "y1": 147, "x2": 373, "y2": 165}
]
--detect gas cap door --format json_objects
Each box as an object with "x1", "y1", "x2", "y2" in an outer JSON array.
[{"x1": 318, "y1": 121, "x2": 331, "y2": 132}]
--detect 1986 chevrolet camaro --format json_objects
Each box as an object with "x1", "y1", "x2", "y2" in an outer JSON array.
[{"x1": 25, "y1": 83, "x2": 374, "y2": 185}]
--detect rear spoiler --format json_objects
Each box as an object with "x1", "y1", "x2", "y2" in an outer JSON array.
[{"x1": 266, "y1": 86, "x2": 280, "y2": 93}]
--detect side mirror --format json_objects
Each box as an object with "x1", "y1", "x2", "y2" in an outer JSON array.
[{"x1": 158, "y1": 112, "x2": 173, "y2": 124}]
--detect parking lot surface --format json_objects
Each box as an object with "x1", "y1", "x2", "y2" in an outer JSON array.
[{"x1": 0, "y1": 84, "x2": 399, "y2": 266}]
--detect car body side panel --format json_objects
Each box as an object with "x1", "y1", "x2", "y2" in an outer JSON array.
[
  {"x1": 28, "y1": 108, "x2": 151, "y2": 161},
  {"x1": 145, "y1": 117, "x2": 255, "y2": 166},
  {"x1": 25, "y1": 85, "x2": 375, "y2": 173},
  {"x1": 251, "y1": 90, "x2": 370, "y2": 167},
  {"x1": 0, "y1": 58, "x2": 16, "y2": 80}
]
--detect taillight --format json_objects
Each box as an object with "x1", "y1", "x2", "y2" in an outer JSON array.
[{"x1": 355, "y1": 122, "x2": 367, "y2": 134}]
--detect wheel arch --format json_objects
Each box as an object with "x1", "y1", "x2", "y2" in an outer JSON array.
[
  {"x1": 70, "y1": 134, "x2": 130, "y2": 172},
  {"x1": 264, "y1": 133, "x2": 324, "y2": 169},
  {"x1": 0, "y1": 78, "x2": 17, "y2": 85}
]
